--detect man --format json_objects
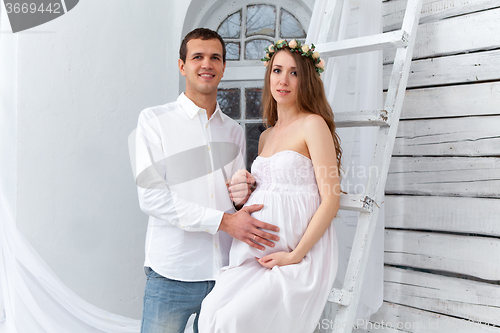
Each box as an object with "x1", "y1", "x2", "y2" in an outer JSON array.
[{"x1": 133, "y1": 28, "x2": 279, "y2": 333}]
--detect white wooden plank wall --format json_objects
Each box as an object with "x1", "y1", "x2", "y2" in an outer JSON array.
[
  {"x1": 393, "y1": 116, "x2": 500, "y2": 156},
  {"x1": 386, "y1": 156, "x2": 500, "y2": 197},
  {"x1": 368, "y1": 1, "x2": 500, "y2": 331},
  {"x1": 395, "y1": 82, "x2": 500, "y2": 119}
]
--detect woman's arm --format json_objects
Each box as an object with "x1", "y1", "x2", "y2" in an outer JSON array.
[{"x1": 257, "y1": 114, "x2": 340, "y2": 268}]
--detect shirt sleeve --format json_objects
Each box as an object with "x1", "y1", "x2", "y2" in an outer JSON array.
[
  {"x1": 133, "y1": 110, "x2": 223, "y2": 234},
  {"x1": 231, "y1": 123, "x2": 247, "y2": 176}
]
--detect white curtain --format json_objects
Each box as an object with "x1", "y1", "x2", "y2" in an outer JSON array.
[
  {"x1": 306, "y1": 0, "x2": 385, "y2": 327},
  {"x1": 0, "y1": 188, "x2": 141, "y2": 333}
]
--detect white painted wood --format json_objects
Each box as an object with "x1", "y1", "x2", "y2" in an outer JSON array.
[
  {"x1": 384, "y1": 230, "x2": 500, "y2": 281},
  {"x1": 383, "y1": 49, "x2": 500, "y2": 89},
  {"x1": 385, "y1": 195, "x2": 500, "y2": 237},
  {"x1": 333, "y1": 1, "x2": 424, "y2": 331},
  {"x1": 315, "y1": 0, "x2": 344, "y2": 44},
  {"x1": 370, "y1": 302, "x2": 500, "y2": 332},
  {"x1": 393, "y1": 82, "x2": 500, "y2": 120},
  {"x1": 335, "y1": 110, "x2": 390, "y2": 128},
  {"x1": 378, "y1": 1, "x2": 500, "y2": 331},
  {"x1": 383, "y1": 266, "x2": 500, "y2": 325},
  {"x1": 383, "y1": 0, "x2": 500, "y2": 31},
  {"x1": 352, "y1": 329, "x2": 369, "y2": 333},
  {"x1": 386, "y1": 157, "x2": 500, "y2": 197},
  {"x1": 329, "y1": 288, "x2": 352, "y2": 306},
  {"x1": 222, "y1": 65, "x2": 266, "y2": 81},
  {"x1": 365, "y1": 326, "x2": 403, "y2": 333},
  {"x1": 393, "y1": 116, "x2": 500, "y2": 156},
  {"x1": 316, "y1": 30, "x2": 408, "y2": 58},
  {"x1": 340, "y1": 194, "x2": 374, "y2": 213},
  {"x1": 384, "y1": 7, "x2": 500, "y2": 63}
]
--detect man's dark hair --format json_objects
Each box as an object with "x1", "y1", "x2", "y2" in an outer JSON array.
[{"x1": 179, "y1": 28, "x2": 226, "y2": 63}]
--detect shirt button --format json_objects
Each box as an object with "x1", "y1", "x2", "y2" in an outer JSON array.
[
  {"x1": 205, "y1": 124, "x2": 208, "y2": 128},
  {"x1": 207, "y1": 146, "x2": 211, "y2": 151},
  {"x1": 211, "y1": 194, "x2": 214, "y2": 198},
  {"x1": 215, "y1": 244, "x2": 218, "y2": 248}
]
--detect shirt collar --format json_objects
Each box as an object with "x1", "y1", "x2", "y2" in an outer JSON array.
[{"x1": 177, "y1": 92, "x2": 225, "y2": 122}]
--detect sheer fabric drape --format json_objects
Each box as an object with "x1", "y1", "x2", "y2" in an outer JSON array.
[
  {"x1": 0, "y1": 188, "x2": 141, "y2": 332},
  {"x1": 306, "y1": 0, "x2": 384, "y2": 326}
]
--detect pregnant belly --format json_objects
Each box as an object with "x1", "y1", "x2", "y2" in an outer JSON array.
[{"x1": 229, "y1": 191, "x2": 319, "y2": 267}]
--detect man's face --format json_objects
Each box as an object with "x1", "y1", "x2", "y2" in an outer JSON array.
[{"x1": 178, "y1": 38, "x2": 226, "y2": 98}]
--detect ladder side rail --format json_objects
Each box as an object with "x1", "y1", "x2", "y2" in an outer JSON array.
[
  {"x1": 316, "y1": 0, "x2": 345, "y2": 44},
  {"x1": 365, "y1": 0, "x2": 424, "y2": 199},
  {"x1": 331, "y1": 0, "x2": 424, "y2": 332}
]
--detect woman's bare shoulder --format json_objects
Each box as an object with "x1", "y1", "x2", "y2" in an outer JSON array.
[
  {"x1": 302, "y1": 113, "x2": 328, "y2": 132},
  {"x1": 260, "y1": 127, "x2": 272, "y2": 138}
]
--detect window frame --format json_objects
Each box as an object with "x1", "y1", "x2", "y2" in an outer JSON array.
[{"x1": 202, "y1": 0, "x2": 312, "y2": 167}]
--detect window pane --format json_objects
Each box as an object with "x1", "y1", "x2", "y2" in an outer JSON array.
[
  {"x1": 246, "y1": 4, "x2": 276, "y2": 37},
  {"x1": 225, "y1": 42, "x2": 240, "y2": 61},
  {"x1": 245, "y1": 88, "x2": 262, "y2": 119},
  {"x1": 217, "y1": 10, "x2": 241, "y2": 38},
  {"x1": 245, "y1": 39, "x2": 271, "y2": 60},
  {"x1": 217, "y1": 89, "x2": 241, "y2": 119},
  {"x1": 245, "y1": 123, "x2": 266, "y2": 169},
  {"x1": 280, "y1": 9, "x2": 306, "y2": 38}
]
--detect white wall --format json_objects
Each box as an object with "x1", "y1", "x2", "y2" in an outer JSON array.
[
  {"x1": 1, "y1": 0, "x2": 192, "y2": 318},
  {"x1": 0, "y1": 7, "x2": 18, "y2": 218}
]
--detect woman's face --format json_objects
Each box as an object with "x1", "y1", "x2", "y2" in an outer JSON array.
[{"x1": 269, "y1": 50, "x2": 298, "y2": 108}]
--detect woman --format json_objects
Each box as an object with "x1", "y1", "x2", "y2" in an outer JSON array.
[{"x1": 199, "y1": 40, "x2": 342, "y2": 333}]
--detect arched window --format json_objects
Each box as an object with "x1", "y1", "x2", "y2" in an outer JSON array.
[{"x1": 213, "y1": 3, "x2": 309, "y2": 168}]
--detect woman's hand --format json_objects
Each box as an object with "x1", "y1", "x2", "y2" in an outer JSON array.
[
  {"x1": 227, "y1": 169, "x2": 256, "y2": 208},
  {"x1": 256, "y1": 251, "x2": 302, "y2": 269}
]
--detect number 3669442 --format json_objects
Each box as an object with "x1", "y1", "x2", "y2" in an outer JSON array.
[{"x1": 5, "y1": 2, "x2": 62, "y2": 14}]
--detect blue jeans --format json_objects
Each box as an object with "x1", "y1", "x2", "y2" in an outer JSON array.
[{"x1": 140, "y1": 267, "x2": 215, "y2": 333}]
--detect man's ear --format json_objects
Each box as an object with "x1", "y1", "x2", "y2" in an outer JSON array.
[{"x1": 178, "y1": 59, "x2": 186, "y2": 77}]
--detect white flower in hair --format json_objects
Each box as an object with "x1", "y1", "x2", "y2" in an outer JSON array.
[{"x1": 261, "y1": 40, "x2": 324, "y2": 75}]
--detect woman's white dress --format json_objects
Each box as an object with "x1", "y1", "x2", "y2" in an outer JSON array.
[{"x1": 199, "y1": 150, "x2": 338, "y2": 333}]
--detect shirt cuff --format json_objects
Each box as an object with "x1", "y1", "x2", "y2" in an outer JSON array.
[{"x1": 203, "y1": 208, "x2": 224, "y2": 235}]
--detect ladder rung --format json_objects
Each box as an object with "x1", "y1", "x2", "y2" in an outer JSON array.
[
  {"x1": 316, "y1": 29, "x2": 409, "y2": 58},
  {"x1": 335, "y1": 110, "x2": 389, "y2": 128},
  {"x1": 339, "y1": 194, "x2": 375, "y2": 213},
  {"x1": 329, "y1": 288, "x2": 352, "y2": 306}
]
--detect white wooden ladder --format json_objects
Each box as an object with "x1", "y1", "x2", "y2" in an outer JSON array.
[{"x1": 313, "y1": 0, "x2": 424, "y2": 332}]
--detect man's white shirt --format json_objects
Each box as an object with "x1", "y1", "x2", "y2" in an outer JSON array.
[{"x1": 134, "y1": 93, "x2": 245, "y2": 281}]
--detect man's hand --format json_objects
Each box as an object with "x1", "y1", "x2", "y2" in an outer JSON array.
[
  {"x1": 219, "y1": 204, "x2": 279, "y2": 251},
  {"x1": 227, "y1": 169, "x2": 255, "y2": 208}
]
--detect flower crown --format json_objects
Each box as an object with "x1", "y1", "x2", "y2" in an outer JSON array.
[{"x1": 261, "y1": 39, "x2": 325, "y2": 76}]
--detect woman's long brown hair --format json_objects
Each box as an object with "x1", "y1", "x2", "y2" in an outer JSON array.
[{"x1": 262, "y1": 48, "x2": 342, "y2": 172}]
